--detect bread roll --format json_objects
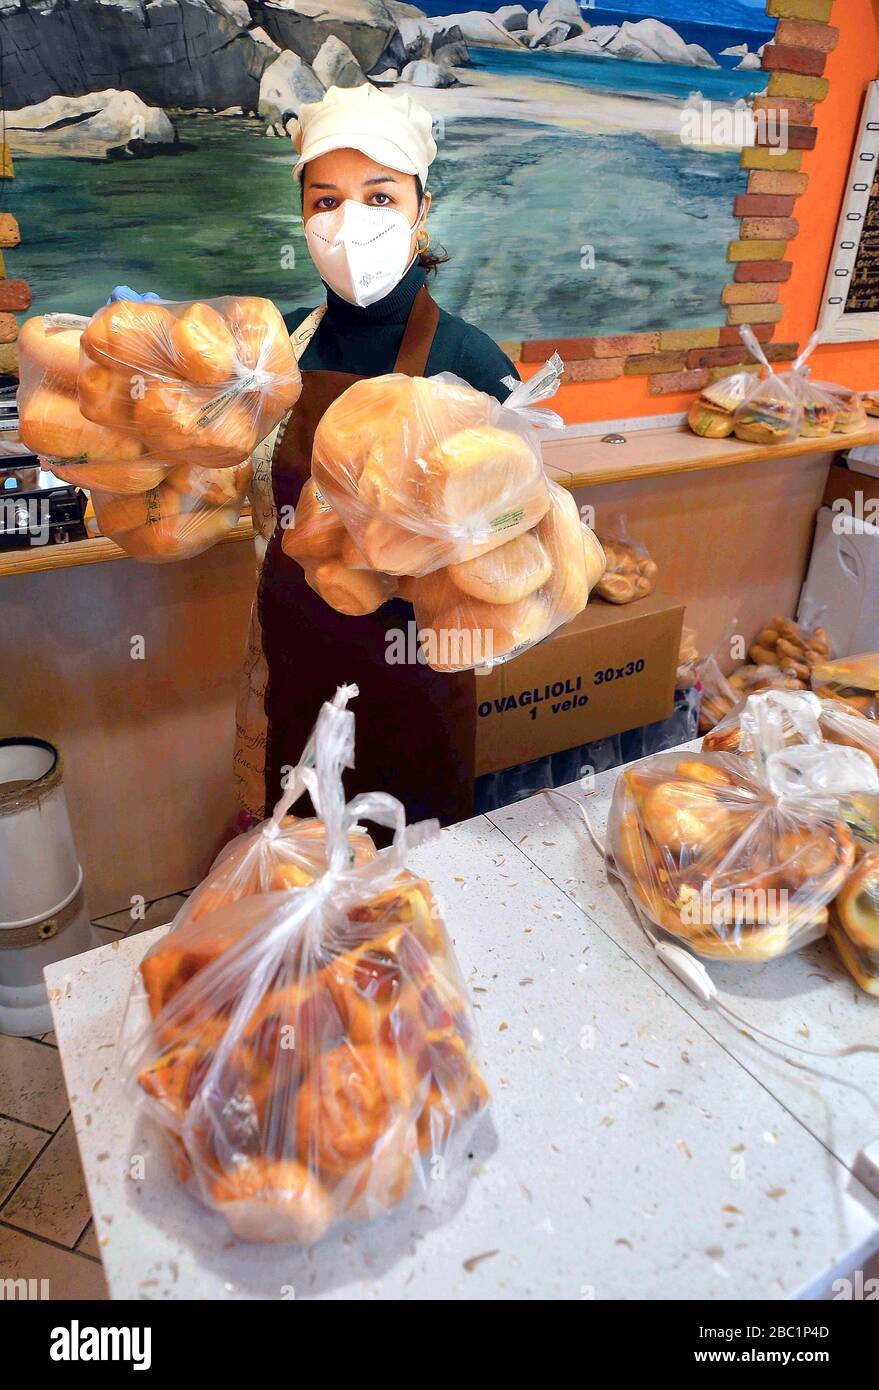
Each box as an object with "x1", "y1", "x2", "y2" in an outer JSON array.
[
  {"x1": 410, "y1": 567, "x2": 462, "y2": 618},
  {"x1": 222, "y1": 296, "x2": 302, "y2": 414},
  {"x1": 307, "y1": 558, "x2": 396, "y2": 616},
  {"x1": 210, "y1": 1158, "x2": 333, "y2": 1245},
  {"x1": 164, "y1": 460, "x2": 251, "y2": 508},
  {"x1": 582, "y1": 524, "x2": 607, "y2": 591},
  {"x1": 20, "y1": 386, "x2": 142, "y2": 462},
  {"x1": 359, "y1": 516, "x2": 438, "y2": 576},
  {"x1": 340, "y1": 531, "x2": 369, "y2": 569},
  {"x1": 426, "y1": 592, "x2": 550, "y2": 671},
  {"x1": 421, "y1": 425, "x2": 542, "y2": 529},
  {"x1": 48, "y1": 457, "x2": 169, "y2": 495},
  {"x1": 282, "y1": 478, "x2": 345, "y2": 563},
  {"x1": 170, "y1": 301, "x2": 237, "y2": 386},
  {"x1": 132, "y1": 384, "x2": 257, "y2": 469},
  {"x1": 538, "y1": 485, "x2": 588, "y2": 618},
  {"x1": 448, "y1": 531, "x2": 551, "y2": 605},
  {"x1": 94, "y1": 483, "x2": 239, "y2": 562},
  {"x1": 78, "y1": 358, "x2": 138, "y2": 428},
  {"x1": 81, "y1": 298, "x2": 176, "y2": 373},
  {"x1": 19, "y1": 315, "x2": 82, "y2": 388}
]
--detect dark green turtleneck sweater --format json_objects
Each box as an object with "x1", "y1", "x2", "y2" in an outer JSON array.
[{"x1": 282, "y1": 262, "x2": 518, "y2": 402}]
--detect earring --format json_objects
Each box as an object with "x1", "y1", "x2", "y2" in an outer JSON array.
[{"x1": 417, "y1": 229, "x2": 430, "y2": 253}]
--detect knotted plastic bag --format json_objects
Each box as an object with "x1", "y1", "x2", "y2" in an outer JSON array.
[
  {"x1": 90, "y1": 460, "x2": 251, "y2": 563},
  {"x1": 785, "y1": 332, "x2": 867, "y2": 437},
  {"x1": 122, "y1": 686, "x2": 488, "y2": 1243},
  {"x1": 607, "y1": 694, "x2": 871, "y2": 961},
  {"x1": 310, "y1": 357, "x2": 563, "y2": 577},
  {"x1": 732, "y1": 325, "x2": 802, "y2": 445}
]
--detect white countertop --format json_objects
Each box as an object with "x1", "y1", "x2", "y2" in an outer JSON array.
[{"x1": 46, "y1": 749, "x2": 879, "y2": 1301}]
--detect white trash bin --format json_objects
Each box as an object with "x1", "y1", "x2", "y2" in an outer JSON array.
[{"x1": 0, "y1": 738, "x2": 95, "y2": 1036}]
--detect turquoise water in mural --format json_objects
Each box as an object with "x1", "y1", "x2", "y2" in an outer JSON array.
[
  {"x1": 12, "y1": 93, "x2": 747, "y2": 341},
  {"x1": 470, "y1": 46, "x2": 767, "y2": 103}
]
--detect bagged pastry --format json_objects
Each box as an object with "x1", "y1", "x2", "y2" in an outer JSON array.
[
  {"x1": 746, "y1": 611, "x2": 831, "y2": 683},
  {"x1": 411, "y1": 482, "x2": 600, "y2": 671},
  {"x1": 75, "y1": 296, "x2": 301, "y2": 470},
  {"x1": 311, "y1": 357, "x2": 563, "y2": 576},
  {"x1": 733, "y1": 326, "x2": 801, "y2": 445},
  {"x1": 811, "y1": 653, "x2": 879, "y2": 720},
  {"x1": 91, "y1": 460, "x2": 251, "y2": 562},
  {"x1": 607, "y1": 695, "x2": 873, "y2": 962},
  {"x1": 687, "y1": 372, "x2": 751, "y2": 438},
  {"x1": 593, "y1": 515, "x2": 657, "y2": 604},
  {"x1": 122, "y1": 686, "x2": 488, "y2": 1243},
  {"x1": 830, "y1": 852, "x2": 879, "y2": 995}
]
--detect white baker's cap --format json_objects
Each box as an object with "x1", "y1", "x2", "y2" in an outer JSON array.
[{"x1": 291, "y1": 84, "x2": 437, "y2": 186}]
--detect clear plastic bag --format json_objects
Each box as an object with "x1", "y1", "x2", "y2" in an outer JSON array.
[
  {"x1": 687, "y1": 371, "x2": 752, "y2": 438},
  {"x1": 310, "y1": 358, "x2": 563, "y2": 577},
  {"x1": 676, "y1": 626, "x2": 700, "y2": 688},
  {"x1": 594, "y1": 515, "x2": 657, "y2": 604},
  {"x1": 409, "y1": 481, "x2": 601, "y2": 671},
  {"x1": 91, "y1": 460, "x2": 251, "y2": 563},
  {"x1": 830, "y1": 851, "x2": 879, "y2": 995},
  {"x1": 732, "y1": 325, "x2": 802, "y2": 445},
  {"x1": 811, "y1": 653, "x2": 879, "y2": 720},
  {"x1": 122, "y1": 686, "x2": 488, "y2": 1243},
  {"x1": 607, "y1": 696, "x2": 872, "y2": 961}
]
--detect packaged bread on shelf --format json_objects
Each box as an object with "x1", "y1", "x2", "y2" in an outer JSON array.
[
  {"x1": 687, "y1": 372, "x2": 750, "y2": 438},
  {"x1": 122, "y1": 687, "x2": 488, "y2": 1243},
  {"x1": 411, "y1": 482, "x2": 598, "y2": 672},
  {"x1": 732, "y1": 326, "x2": 801, "y2": 446},
  {"x1": 606, "y1": 696, "x2": 874, "y2": 962},
  {"x1": 76, "y1": 295, "x2": 301, "y2": 470},
  {"x1": 91, "y1": 459, "x2": 250, "y2": 563},
  {"x1": 788, "y1": 336, "x2": 867, "y2": 437},
  {"x1": 311, "y1": 357, "x2": 564, "y2": 576},
  {"x1": 703, "y1": 688, "x2": 879, "y2": 771},
  {"x1": 593, "y1": 516, "x2": 657, "y2": 604}
]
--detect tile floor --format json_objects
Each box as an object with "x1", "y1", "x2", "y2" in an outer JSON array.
[
  {"x1": 2, "y1": 889, "x2": 877, "y2": 1301},
  {"x1": 0, "y1": 892, "x2": 188, "y2": 1300}
]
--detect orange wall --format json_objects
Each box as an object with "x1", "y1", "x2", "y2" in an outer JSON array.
[{"x1": 537, "y1": 0, "x2": 879, "y2": 425}]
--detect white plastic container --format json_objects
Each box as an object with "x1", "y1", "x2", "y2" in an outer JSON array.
[
  {"x1": 797, "y1": 506, "x2": 879, "y2": 658},
  {"x1": 0, "y1": 739, "x2": 95, "y2": 1036}
]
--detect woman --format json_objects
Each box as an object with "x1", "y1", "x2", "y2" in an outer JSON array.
[{"x1": 115, "y1": 83, "x2": 519, "y2": 828}]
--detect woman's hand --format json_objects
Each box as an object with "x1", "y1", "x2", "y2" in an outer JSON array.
[{"x1": 106, "y1": 285, "x2": 163, "y2": 305}]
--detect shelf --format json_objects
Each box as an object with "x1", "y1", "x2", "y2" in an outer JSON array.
[
  {"x1": 0, "y1": 513, "x2": 256, "y2": 578},
  {"x1": 541, "y1": 422, "x2": 879, "y2": 490}
]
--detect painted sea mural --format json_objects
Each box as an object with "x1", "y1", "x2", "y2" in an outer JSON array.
[{"x1": 1, "y1": 1, "x2": 775, "y2": 341}]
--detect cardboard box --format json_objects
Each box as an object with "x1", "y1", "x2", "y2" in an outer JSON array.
[{"x1": 474, "y1": 593, "x2": 684, "y2": 775}]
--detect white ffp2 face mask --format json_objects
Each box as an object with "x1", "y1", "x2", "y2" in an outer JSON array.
[{"x1": 304, "y1": 199, "x2": 422, "y2": 308}]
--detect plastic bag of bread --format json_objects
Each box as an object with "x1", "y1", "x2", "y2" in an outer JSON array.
[
  {"x1": 72, "y1": 296, "x2": 301, "y2": 470},
  {"x1": 676, "y1": 626, "x2": 700, "y2": 688},
  {"x1": 830, "y1": 852, "x2": 879, "y2": 995},
  {"x1": 811, "y1": 653, "x2": 879, "y2": 720},
  {"x1": 409, "y1": 482, "x2": 602, "y2": 671},
  {"x1": 746, "y1": 611, "x2": 831, "y2": 684},
  {"x1": 310, "y1": 357, "x2": 564, "y2": 577},
  {"x1": 687, "y1": 371, "x2": 751, "y2": 438},
  {"x1": 732, "y1": 326, "x2": 801, "y2": 445},
  {"x1": 91, "y1": 460, "x2": 250, "y2": 563},
  {"x1": 606, "y1": 697, "x2": 876, "y2": 961},
  {"x1": 704, "y1": 687, "x2": 879, "y2": 766},
  {"x1": 122, "y1": 686, "x2": 488, "y2": 1243},
  {"x1": 17, "y1": 314, "x2": 156, "y2": 485},
  {"x1": 593, "y1": 515, "x2": 657, "y2": 604}
]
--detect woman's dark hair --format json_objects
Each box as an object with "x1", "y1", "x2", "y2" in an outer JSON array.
[
  {"x1": 299, "y1": 169, "x2": 449, "y2": 275},
  {"x1": 413, "y1": 176, "x2": 449, "y2": 277}
]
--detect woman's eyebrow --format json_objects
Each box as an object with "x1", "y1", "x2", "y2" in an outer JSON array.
[
  {"x1": 363, "y1": 174, "x2": 399, "y2": 186},
  {"x1": 308, "y1": 181, "x2": 339, "y2": 191}
]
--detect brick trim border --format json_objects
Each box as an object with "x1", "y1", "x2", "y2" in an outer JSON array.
[
  {"x1": 0, "y1": 145, "x2": 22, "y2": 375},
  {"x1": 516, "y1": 0, "x2": 838, "y2": 393}
]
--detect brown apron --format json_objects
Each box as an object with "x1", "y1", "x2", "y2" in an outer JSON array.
[{"x1": 258, "y1": 285, "x2": 477, "y2": 825}]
